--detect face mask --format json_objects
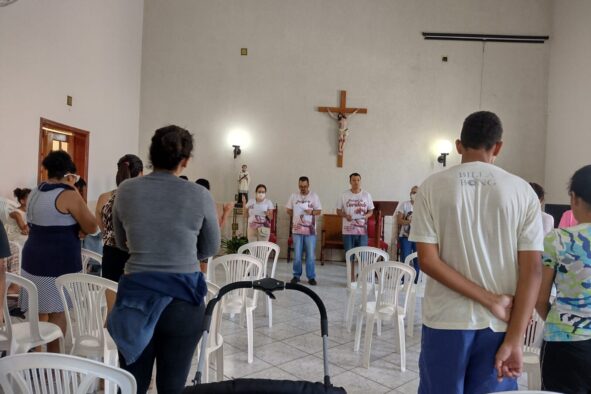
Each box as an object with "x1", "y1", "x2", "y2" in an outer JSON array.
[
  {"x1": 410, "y1": 193, "x2": 416, "y2": 202},
  {"x1": 257, "y1": 192, "x2": 265, "y2": 200}
]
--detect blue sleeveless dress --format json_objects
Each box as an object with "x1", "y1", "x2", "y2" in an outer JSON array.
[{"x1": 20, "y1": 183, "x2": 81, "y2": 313}]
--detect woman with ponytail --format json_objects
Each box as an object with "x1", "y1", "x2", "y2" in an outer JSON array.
[{"x1": 95, "y1": 154, "x2": 143, "y2": 284}]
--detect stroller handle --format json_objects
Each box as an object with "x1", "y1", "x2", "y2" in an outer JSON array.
[
  {"x1": 202, "y1": 278, "x2": 328, "y2": 337},
  {"x1": 195, "y1": 277, "x2": 332, "y2": 386}
]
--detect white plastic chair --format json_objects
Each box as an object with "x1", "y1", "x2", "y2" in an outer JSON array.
[
  {"x1": 7, "y1": 241, "x2": 22, "y2": 275},
  {"x1": 0, "y1": 196, "x2": 18, "y2": 224},
  {"x1": 208, "y1": 254, "x2": 263, "y2": 363},
  {"x1": 402, "y1": 251, "x2": 425, "y2": 337},
  {"x1": 81, "y1": 248, "x2": 102, "y2": 275},
  {"x1": 523, "y1": 311, "x2": 545, "y2": 390},
  {"x1": 196, "y1": 282, "x2": 224, "y2": 383},
  {"x1": 0, "y1": 352, "x2": 136, "y2": 394},
  {"x1": 237, "y1": 241, "x2": 280, "y2": 328},
  {"x1": 6, "y1": 242, "x2": 22, "y2": 299},
  {"x1": 0, "y1": 273, "x2": 64, "y2": 355},
  {"x1": 56, "y1": 273, "x2": 119, "y2": 394},
  {"x1": 354, "y1": 261, "x2": 415, "y2": 370},
  {"x1": 344, "y1": 246, "x2": 389, "y2": 332}
]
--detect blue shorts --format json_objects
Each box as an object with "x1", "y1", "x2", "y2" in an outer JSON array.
[{"x1": 419, "y1": 325, "x2": 518, "y2": 394}]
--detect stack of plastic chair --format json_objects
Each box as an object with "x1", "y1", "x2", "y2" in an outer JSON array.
[
  {"x1": 523, "y1": 311, "x2": 545, "y2": 389},
  {"x1": 81, "y1": 248, "x2": 102, "y2": 275},
  {"x1": 1, "y1": 273, "x2": 64, "y2": 355},
  {"x1": 196, "y1": 282, "x2": 224, "y2": 383},
  {"x1": 353, "y1": 261, "x2": 415, "y2": 370},
  {"x1": 56, "y1": 273, "x2": 119, "y2": 394},
  {"x1": 237, "y1": 241, "x2": 280, "y2": 327},
  {"x1": 344, "y1": 246, "x2": 389, "y2": 332},
  {"x1": 0, "y1": 352, "x2": 136, "y2": 394},
  {"x1": 402, "y1": 251, "x2": 426, "y2": 337},
  {"x1": 207, "y1": 254, "x2": 263, "y2": 363}
]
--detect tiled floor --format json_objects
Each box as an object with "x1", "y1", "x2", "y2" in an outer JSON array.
[{"x1": 149, "y1": 259, "x2": 528, "y2": 393}]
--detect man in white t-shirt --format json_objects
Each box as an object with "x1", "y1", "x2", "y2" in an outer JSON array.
[
  {"x1": 337, "y1": 173, "x2": 374, "y2": 254},
  {"x1": 286, "y1": 176, "x2": 322, "y2": 285},
  {"x1": 395, "y1": 185, "x2": 419, "y2": 279},
  {"x1": 409, "y1": 111, "x2": 543, "y2": 393}
]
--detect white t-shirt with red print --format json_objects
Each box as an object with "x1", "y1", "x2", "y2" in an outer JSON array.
[
  {"x1": 337, "y1": 190, "x2": 374, "y2": 235},
  {"x1": 246, "y1": 198, "x2": 274, "y2": 229},
  {"x1": 286, "y1": 192, "x2": 322, "y2": 236}
]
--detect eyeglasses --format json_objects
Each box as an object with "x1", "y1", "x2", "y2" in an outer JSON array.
[{"x1": 64, "y1": 173, "x2": 81, "y2": 183}]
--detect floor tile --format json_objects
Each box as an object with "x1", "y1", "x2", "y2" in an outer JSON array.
[{"x1": 330, "y1": 370, "x2": 391, "y2": 394}]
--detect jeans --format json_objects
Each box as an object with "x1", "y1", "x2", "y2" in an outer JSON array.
[
  {"x1": 292, "y1": 234, "x2": 316, "y2": 280},
  {"x1": 119, "y1": 299, "x2": 205, "y2": 394},
  {"x1": 342, "y1": 234, "x2": 368, "y2": 254},
  {"x1": 399, "y1": 236, "x2": 419, "y2": 283}
]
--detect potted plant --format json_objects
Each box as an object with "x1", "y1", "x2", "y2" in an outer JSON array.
[{"x1": 220, "y1": 236, "x2": 248, "y2": 254}]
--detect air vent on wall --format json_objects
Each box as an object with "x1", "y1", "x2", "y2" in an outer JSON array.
[{"x1": 422, "y1": 32, "x2": 549, "y2": 44}]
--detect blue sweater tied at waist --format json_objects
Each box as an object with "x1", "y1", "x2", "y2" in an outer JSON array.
[{"x1": 107, "y1": 271, "x2": 207, "y2": 364}]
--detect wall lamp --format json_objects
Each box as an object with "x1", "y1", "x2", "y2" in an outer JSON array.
[
  {"x1": 436, "y1": 140, "x2": 453, "y2": 167},
  {"x1": 437, "y1": 152, "x2": 449, "y2": 167},
  {"x1": 232, "y1": 145, "x2": 241, "y2": 159}
]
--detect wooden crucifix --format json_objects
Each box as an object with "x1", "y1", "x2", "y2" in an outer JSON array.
[{"x1": 318, "y1": 90, "x2": 367, "y2": 167}]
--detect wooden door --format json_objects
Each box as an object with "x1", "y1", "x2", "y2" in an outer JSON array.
[{"x1": 38, "y1": 118, "x2": 89, "y2": 199}]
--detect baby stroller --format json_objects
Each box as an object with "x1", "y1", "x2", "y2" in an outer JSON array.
[{"x1": 183, "y1": 277, "x2": 347, "y2": 393}]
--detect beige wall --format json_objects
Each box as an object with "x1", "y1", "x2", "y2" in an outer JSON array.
[
  {"x1": 139, "y1": 0, "x2": 551, "y2": 255},
  {"x1": 544, "y1": 0, "x2": 591, "y2": 204},
  {"x1": 0, "y1": 0, "x2": 144, "y2": 204}
]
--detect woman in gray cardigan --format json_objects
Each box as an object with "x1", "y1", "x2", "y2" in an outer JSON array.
[{"x1": 109, "y1": 125, "x2": 220, "y2": 394}]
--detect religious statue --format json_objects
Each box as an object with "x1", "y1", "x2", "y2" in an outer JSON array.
[{"x1": 327, "y1": 108, "x2": 359, "y2": 155}]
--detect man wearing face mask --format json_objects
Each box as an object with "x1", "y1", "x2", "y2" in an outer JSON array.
[
  {"x1": 396, "y1": 185, "x2": 419, "y2": 280},
  {"x1": 245, "y1": 184, "x2": 274, "y2": 242}
]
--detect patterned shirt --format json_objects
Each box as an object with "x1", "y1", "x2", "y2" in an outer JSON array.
[
  {"x1": 101, "y1": 192, "x2": 117, "y2": 247},
  {"x1": 542, "y1": 223, "x2": 591, "y2": 341}
]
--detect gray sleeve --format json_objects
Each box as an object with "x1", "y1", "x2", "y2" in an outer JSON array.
[
  {"x1": 197, "y1": 190, "x2": 221, "y2": 260},
  {"x1": 112, "y1": 193, "x2": 128, "y2": 252}
]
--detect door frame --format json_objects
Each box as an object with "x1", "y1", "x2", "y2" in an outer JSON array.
[{"x1": 38, "y1": 118, "x2": 90, "y2": 197}]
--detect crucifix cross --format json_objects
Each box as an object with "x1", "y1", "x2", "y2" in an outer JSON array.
[{"x1": 318, "y1": 90, "x2": 367, "y2": 167}]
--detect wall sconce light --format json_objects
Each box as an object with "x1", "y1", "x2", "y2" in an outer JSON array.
[
  {"x1": 436, "y1": 140, "x2": 453, "y2": 167},
  {"x1": 232, "y1": 145, "x2": 241, "y2": 159}
]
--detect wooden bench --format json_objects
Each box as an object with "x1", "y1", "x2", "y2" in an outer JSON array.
[{"x1": 320, "y1": 214, "x2": 343, "y2": 263}]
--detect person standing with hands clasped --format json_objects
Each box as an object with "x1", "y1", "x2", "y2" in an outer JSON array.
[
  {"x1": 286, "y1": 176, "x2": 322, "y2": 285},
  {"x1": 337, "y1": 173, "x2": 374, "y2": 254},
  {"x1": 409, "y1": 111, "x2": 543, "y2": 393}
]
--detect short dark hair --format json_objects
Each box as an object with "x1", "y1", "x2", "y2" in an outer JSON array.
[
  {"x1": 529, "y1": 182, "x2": 545, "y2": 201},
  {"x1": 255, "y1": 184, "x2": 267, "y2": 193},
  {"x1": 569, "y1": 165, "x2": 591, "y2": 207},
  {"x1": 460, "y1": 111, "x2": 503, "y2": 150},
  {"x1": 116, "y1": 154, "x2": 143, "y2": 186},
  {"x1": 195, "y1": 178, "x2": 210, "y2": 190},
  {"x1": 13, "y1": 188, "x2": 31, "y2": 202},
  {"x1": 349, "y1": 172, "x2": 361, "y2": 180},
  {"x1": 149, "y1": 125, "x2": 193, "y2": 170},
  {"x1": 42, "y1": 150, "x2": 76, "y2": 179},
  {"x1": 298, "y1": 176, "x2": 309, "y2": 184},
  {"x1": 179, "y1": 175, "x2": 189, "y2": 181}
]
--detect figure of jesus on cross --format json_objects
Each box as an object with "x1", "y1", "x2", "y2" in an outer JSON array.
[{"x1": 318, "y1": 90, "x2": 367, "y2": 167}]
